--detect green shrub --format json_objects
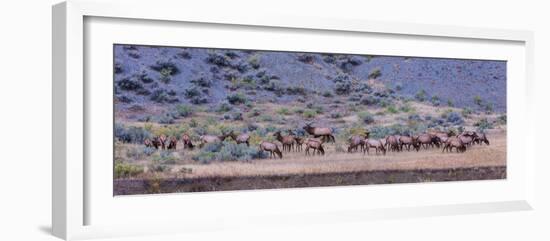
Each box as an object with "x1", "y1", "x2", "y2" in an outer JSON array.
[
  {"x1": 303, "y1": 109, "x2": 317, "y2": 119},
  {"x1": 474, "y1": 118, "x2": 493, "y2": 132},
  {"x1": 386, "y1": 105, "x2": 398, "y2": 114},
  {"x1": 447, "y1": 99, "x2": 454, "y2": 107},
  {"x1": 368, "y1": 68, "x2": 382, "y2": 79},
  {"x1": 276, "y1": 107, "x2": 290, "y2": 115},
  {"x1": 322, "y1": 91, "x2": 333, "y2": 97},
  {"x1": 415, "y1": 89, "x2": 427, "y2": 102},
  {"x1": 248, "y1": 55, "x2": 261, "y2": 69},
  {"x1": 150, "y1": 60, "x2": 180, "y2": 75},
  {"x1": 334, "y1": 81, "x2": 351, "y2": 95},
  {"x1": 394, "y1": 82, "x2": 403, "y2": 91},
  {"x1": 430, "y1": 95, "x2": 441, "y2": 106},
  {"x1": 462, "y1": 108, "x2": 473, "y2": 117},
  {"x1": 227, "y1": 93, "x2": 247, "y2": 105},
  {"x1": 293, "y1": 108, "x2": 304, "y2": 114},
  {"x1": 358, "y1": 111, "x2": 375, "y2": 124},
  {"x1": 399, "y1": 103, "x2": 415, "y2": 113},
  {"x1": 184, "y1": 87, "x2": 201, "y2": 99},
  {"x1": 115, "y1": 124, "x2": 151, "y2": 143},
  {"x1": 117, "y1": 77, "x2": 143, "y2": 91},
  {"x1": 216, "y1": 102, "x2": 233, "y2": 113},
  {"x1": 286, "y1": 86, "x2": 307, "y2": 96},
  {"x1": 191, "y1": 75, "x2": 212, "y2": 87},
  {"x1": 474, "y1": 95, "x2": 483, "y2": 106},
  {"x1": 444, "y1": 111, "x2": 464, "y2": 125},
  {"x1": 175, "y1": 104, "x2": 194, "y2": 117},
  {"x1": 114, "y1": 161, "x2": 144, "y2": 179}
]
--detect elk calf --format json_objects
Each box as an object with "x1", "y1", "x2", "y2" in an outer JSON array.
[{"x1": 305, "y1": 139, "x2": 325, "y2": 155}]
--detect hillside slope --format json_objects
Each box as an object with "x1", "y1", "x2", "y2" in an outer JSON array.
[{"x1": 114, "y1": 44, "x2": 506, "y2": 122}]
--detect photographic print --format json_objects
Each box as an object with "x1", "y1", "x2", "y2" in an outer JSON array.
[{"x1": 113, "y1": 44, "x2": 506, "y2": 195}]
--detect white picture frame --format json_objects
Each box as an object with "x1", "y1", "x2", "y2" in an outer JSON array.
[{"x1": 52, "y1": 0, "x2": 535, "y2": 240}]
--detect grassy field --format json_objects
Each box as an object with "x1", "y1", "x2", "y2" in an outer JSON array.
[
  {"x1": 113, "y1": 129, "x2": 506, "y2": 194},
  {"x1": 117, "y1": 129, "x2": 505, "y2": 179}
]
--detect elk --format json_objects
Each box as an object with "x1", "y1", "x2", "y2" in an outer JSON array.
[
  {"x1": 288, "y1": 130, "x2": 304, "y2": 152},
  {"x1": 347, "y1": 135, "x2": 365, "y2": 153},
  {"x1": 294, "y1": 137, "x2": 305, "y2": 152},
  {"x1": 180, "y1": 133, "x2": 195, "y2": 149},
  {"x1": 259, "y1": 141, "x2": 283, "y2": 159},
  {"x1": 399, "y1": 135, "x2": 420, "y2": 151},
  {"x1": 199, "y1": 131, "x2": 232, "y2": 148},
  {"x1": 442, "y1": 136, "x2": 466, "y2": 153},
  {"x1": 416, "y1": 134, "x2": 433, "y2": 149},
  {"x1": 273, "y1": 131, "x2": 296, "y2": 152},
  {"x1": 150, "y1": 137, "x2": 162, "y2": 149},
  {"x1": 167, "y1": 136, "x2": 177, "y2": 150},
  {"x1": 457, "y1": 134, "x2": 474, "y2": 147},
  {"x1": 429, "y1": 130, "x2": 453, "y2": 145},
  {"x1": 459, "y1": 131, "x2": 480, "y2": 147},
  {"x1": 385, "y1": 135, "x2": 400, "y2": 152},
  {"x1": 230, "y1": 132, "x2": 251, "y2": 146},
  {"x1": 159, "y1": 135, "x2": 168, "y2": 150},
  {"x1": 303, "y1": 123, "x2": 335, "y2": 143},
  {"x1": 144, "y1": 138, "x2": 153, "y2": 148},
  {"x1": 474, "y1": 133, "x2": 490, "y2": 145},
  {"x1": 305, "y1": 138, "x2": 325, "y2": 156},
  {"x1": 363, "y1": 139, "x2": 386, "y2": 155}
]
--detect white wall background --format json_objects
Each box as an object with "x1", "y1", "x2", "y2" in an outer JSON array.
[{"x1": 0, "y1": 0, "x2": 548, "y2": 240}]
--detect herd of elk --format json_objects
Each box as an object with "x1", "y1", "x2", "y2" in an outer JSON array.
[
  {"x1": 142, "y1": 121, "x2": 490, "y2": 159},
  {"x1": 353, "y1": 130, "x2": 489, "y2": 154}
]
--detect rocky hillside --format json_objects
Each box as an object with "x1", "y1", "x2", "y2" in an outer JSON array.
[{"x1": 114, "y1": 44, "x2": 506, "y2": 122}]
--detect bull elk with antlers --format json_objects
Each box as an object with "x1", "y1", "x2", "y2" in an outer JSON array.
[{"x1": 303, "y1": 122, "x2": 335, "y2": 143}]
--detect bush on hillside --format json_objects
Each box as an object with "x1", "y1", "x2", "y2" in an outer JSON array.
[
  {"x1": 206, "y1": 52, "x2": 231, "y2": 67},
  {"x1": 227, "y1": 93, "x2": 247, "y2": 105},
  {"x1": 150, "y1": 60, "x2": 180, "y2": 75},
  {"x1": 358, "y1": 111, "x2": 375, "y2": 124},
  {"x1": 177, "y1": 50, "x2": 192, "y2": 59},
  {"x1": 117, "y1": 77, "x2": 143, "y2": 91},
  {"x1": 115, "y1": 124, "x2": 151, "y2": 143},
  {"x1": 335, "y1": 81, "x2": 352, "y2": 95},
  {"x1": 297, "y1": 54, "x2": 315, "y2": 64},
  {"x1": 175, "y1": 104, "x2": 194, "y2": 117},
  {"x1": 368, "y1": 68, "x2": 382, "y2": 79},
  {"x1": 191, "y1": 75, "x2": 212, "y2": 87}
]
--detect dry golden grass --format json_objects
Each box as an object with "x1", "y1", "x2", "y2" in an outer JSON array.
[{"x1": 163, "y1": 129, "x2": 506, "y2": 179}]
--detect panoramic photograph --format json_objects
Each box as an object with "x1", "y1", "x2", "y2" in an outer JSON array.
[{"x1": 113, "y1": 44, "x2": 506, "y2": 195}]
